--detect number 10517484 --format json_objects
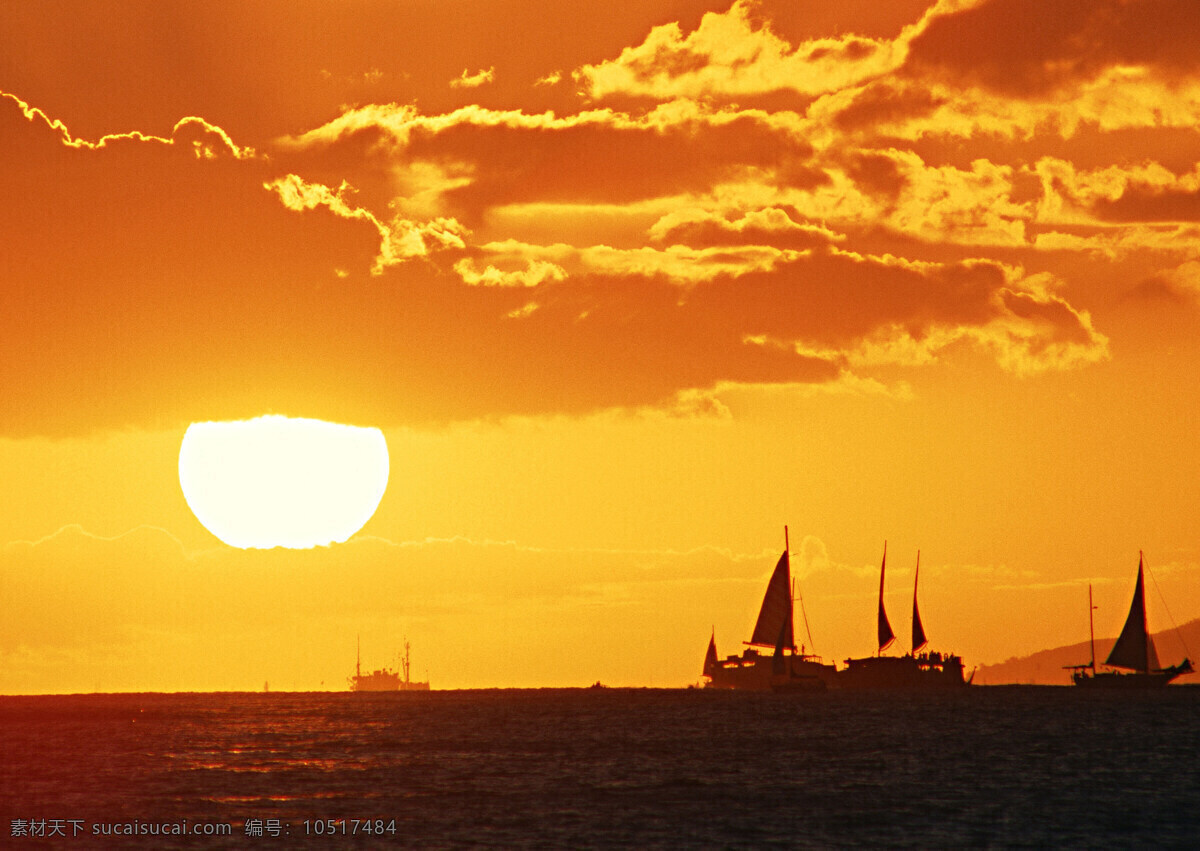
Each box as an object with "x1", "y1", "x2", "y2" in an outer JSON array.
[{"x1": 302, "y1": 819, "x2": 397, "y2": 836}]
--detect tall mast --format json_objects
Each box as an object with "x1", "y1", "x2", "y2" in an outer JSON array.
[
  {"x1": 786, "y1": 525, "x2": 818, "y2": 656},
  {"x1": 786, "y1": 526, "x2": 794, "y2": 655},
  {"x1": 356, "y1": 634, "x2": 361, "y2": 678},
  {"x1": 1088, "y1": 584, "x2": 1096, "y2": 675},
  {"x1": 784, "y1": 525, "x2": 795, "y2": 653}
]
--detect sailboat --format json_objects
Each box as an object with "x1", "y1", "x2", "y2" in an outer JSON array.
[
  {"x1": 703, "y1": 527, "x2": 836, "y2": 691},
  {"x1": 839, "y1": 545, "x2": 970, "y2": 689},
  {"x1": 1070, "y1": 552, "x2": 1193, "y2": 688}
]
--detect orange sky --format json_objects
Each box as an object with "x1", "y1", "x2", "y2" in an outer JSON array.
[{"x1": 3, "y1": 0, "x2": 1200, "y2": 692}]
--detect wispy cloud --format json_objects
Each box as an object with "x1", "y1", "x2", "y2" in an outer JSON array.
[
  {"x1": 263, "y1": 174, "x2": 466, "y2": 274},
  {"x1": 450, "y1": 67, "x2": 495, "y2": 89},
  {"x1": 4, "y1": 523, "x2": 193, "y2": 558},
  {"x1": 1, "y1": 89, "x2": 255, "y2": 159}
]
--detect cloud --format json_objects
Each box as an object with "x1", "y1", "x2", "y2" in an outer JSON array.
[
  {"x1": 1032, "y1": 158, "x2": 1200, "y2": 235},
  {"x1": 447, "y1": 244, "x2": 1109, "y2": 407},
  {"x1": 712, "y1": 150, "x2": 1033, "y2": 248},
  {"x1": 772, "y1": 0, "x2": 1200, "y2": 148},
  {"x1": 454, "y1": 257, "x2": 567, "y2": 288},
  {"x1": 1, "y1": 89, "x2": 255, "y2": 159},
  {"x1": 574, "y1": 0, "x2": 911, "y2": 100},
  {"x1": 888, "y1": 1, "x2": 1200, "y2": 141},
  {"x1": 275, "y1": 99, "x2": 815, "y2": 224},
  {"x1": 794, "y1": 534, "x2": 831, "y2": 579},
  {"x1": 715, "y1": 370, "x2": 915, "y2": 402},
  {"x1": 3, "y1": 0, "x2": 1170, "y2": 441},
  {"x1": 506, "y1": 301, "x2": 540, "y2": 319},
  {"x1": 450, "y1": 67, "x2": 495, "y2": 89},
  {"x1": 827, "y1": 79, "x2": 946, "y2": 134},
  {"x1": 885, "y1": 154, "x2": 1030, "y2": 246},
  {"x1": 4, "y1": 523, "x2": 191, "y2": 556},
  {"x1": 905, "y1": 0, "x2": 1200, "y2": 98},
  {"x1": 1096, "y1": 187, "x2": 1200, "y2": 224},
  {"x1": 724, "y1": 250, "x2": 1108, "y2": 375},
  {"x1": 468, "y1": 239, "x2": 806, "y2": 286},
  {"x1": 276, "y1": 102, "x2": 625, "y2": 149},
  {"x1": 1032, "y1": 223, "x2": 1200, "y2": 260},
  {"x1": 1090, "y1": 164, "x2": 1200, "y2": 224},
  {"x1": 648, "y1": 207, "x2": 845, "y2": 248},
  {"x1": 263, "y1": 173, "x2": 467, "y2": 274},
  {"x1": 1130, "y1": 260, "x2": 1200, "y2": 302},
  {"x1": 0, "y1": 84, "x2": 1116, "y2": 437}
]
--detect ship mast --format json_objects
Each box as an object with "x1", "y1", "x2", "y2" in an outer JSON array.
[
  {"x1": 786, "y1": 525, "x2": 817, "y2": 656},
  {"x1": 356, "y1": 634, "x2": 361, "y2": 679},
  {"x1": 785, "y1": 525, "x2": 792, "y2": 655},
  {"x1": 1088, "y1": 584, "x2": 1096, "y2": 676}
]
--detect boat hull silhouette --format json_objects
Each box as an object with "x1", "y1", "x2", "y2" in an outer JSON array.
[
  {"x1": 770, "y1": 673, "x2": 827, "y2": 693},
  {"x1": 838, "y1": 653, "x2": 970, "y2": 690},
  {"x1": 1072, "y1": 664, "x2": 1191, "y2": 688},
  {"x1": 706, "y1": 650, "x2": 837, "y2": 691}
]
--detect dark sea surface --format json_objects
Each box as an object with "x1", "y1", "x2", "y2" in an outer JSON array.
[{"x1": 2, "y1": 687, "x2": 1199, "y2": 848}]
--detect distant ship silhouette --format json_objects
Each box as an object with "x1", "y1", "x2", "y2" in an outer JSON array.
[{"x1": 349, "y1": 636, "x2": 430, "y2": 691}]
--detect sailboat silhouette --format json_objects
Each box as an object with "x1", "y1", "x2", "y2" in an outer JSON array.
[
  {"x1": 839, "y1": 544, "x2": 970, "y2": 689},
  {"x1": 702, "y1": 527, "x2": 836, "y2": 690},
  {"x1": 1070, "y1": 552, "x2": 1192, "y2": 688}
]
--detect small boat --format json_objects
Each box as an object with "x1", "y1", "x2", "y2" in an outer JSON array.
[
  {"x1": 1069, "y1": 552, "x2": 1193, "y2": 688},
  {"x1": 838, "y1": 544, "x2": 970, "y2": 689},
  {"x1": 703, "y1": 527, "x2": 836, "y2": 691}
]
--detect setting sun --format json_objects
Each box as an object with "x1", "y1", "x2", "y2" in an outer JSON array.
[{"x1": 177, "y1": 415, "x2": 389, "y2": 549}]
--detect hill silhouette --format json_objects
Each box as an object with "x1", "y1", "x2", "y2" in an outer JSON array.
[{"x1": 975, "y1": 617, "x2": 1200, "y2": 685}]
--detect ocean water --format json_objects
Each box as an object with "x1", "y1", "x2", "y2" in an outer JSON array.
[{"x1": 2, "y1": 687, "x2": 1199, "y2": 848}]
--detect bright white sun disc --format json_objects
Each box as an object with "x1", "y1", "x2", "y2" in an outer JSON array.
[{"x1": 179, "y1": 415, "x2": 389, "y2": 549}]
